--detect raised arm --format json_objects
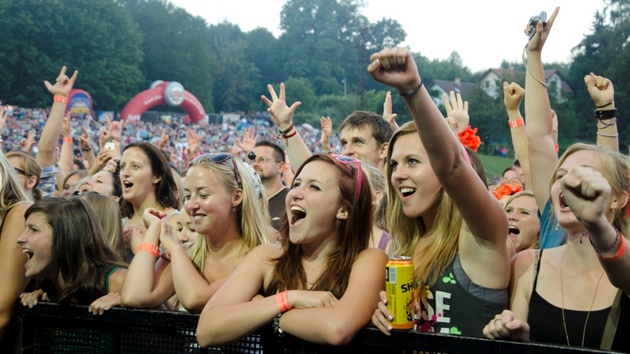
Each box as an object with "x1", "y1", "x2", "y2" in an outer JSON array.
[
  {"x1": 503, "y1": 82, "x2": 532, "y2": 190},
  {"x1": 319, "y1": 117, "x2": 333, "y2": 153},
  {"x1": 261, "y1": 83, "x2": 312, "y2": 169},
  {"x1": 367, "y1": 47, "x2": 507, "y2": 245},
  {"x1": 59, "y1": 112, "x2": 75, "y2": 176},
  {"x1": 37, "y1": 66, "x2": 78, "y2": 169},
  {"x1": 524, "y1": 7, "x2": 560, "y2": 212},
  {"x1": 585, "y1": 73, "x2": 618, "y2": 152}
]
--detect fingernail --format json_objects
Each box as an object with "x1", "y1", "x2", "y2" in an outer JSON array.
[{"x1": 388, "y1": 315, "x2": 393, "y2": 321}]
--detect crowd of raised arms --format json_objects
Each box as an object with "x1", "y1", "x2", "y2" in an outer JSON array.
[{"x1": 1, "y1": 6, "x2": 630, "y2": 352}]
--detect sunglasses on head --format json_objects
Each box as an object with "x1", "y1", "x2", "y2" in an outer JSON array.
[
  {"x1": 331, "y1": 154, "x2": 362, "y2": 200},
  {"x1": 192, "y1": 153, "x2": 242, "y2": 188}
]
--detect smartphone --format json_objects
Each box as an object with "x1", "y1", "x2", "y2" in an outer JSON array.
[{"x1": 105, "y1": 141, "x2": 116, "y2": 150}]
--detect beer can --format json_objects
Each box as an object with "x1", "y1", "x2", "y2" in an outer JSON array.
[{"x1": 385, "y1": 256, "x2": 415, "y2": 330}]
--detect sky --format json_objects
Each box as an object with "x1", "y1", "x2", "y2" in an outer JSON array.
[{"x1": 168, "y1": 0, "x2": 606, "y2": 73}]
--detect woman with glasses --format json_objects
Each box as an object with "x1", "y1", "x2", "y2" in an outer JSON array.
[
  {"x1": 5, "y1": 150, "x2": 42, "y2": 201},
  {"x1": 196, "y1": 153, "x2": 387, "y2": 347},
  {"x1": 121, "y1": 152, "x2": 271, "y2": 313},
  {"x1": 367, "y1": 48, "x2": 510, "y2": 337},
  {"x1": 0, "y1": 150, "x2": 33, "y2": 341}
]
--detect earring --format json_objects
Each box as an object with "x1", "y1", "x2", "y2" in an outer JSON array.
[{"x1": 555, "y1": 222, "x2": 559, "y2": 231}]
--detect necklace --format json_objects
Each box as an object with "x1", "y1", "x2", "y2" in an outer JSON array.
[{"x1": 560, "y1": 250, "x2": 606, "y2": 347}]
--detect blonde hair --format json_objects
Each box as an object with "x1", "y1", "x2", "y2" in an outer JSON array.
[
  {"x1": 5, "y1": 150, "x2": 42, "y2": 200},
  {"x1": 550, "y1": 143, "x2": 630, "y2": 236},
  {"x1": 386, "y1": 121, "x2": 461, "y2": 287},
  {"x1": 187, "y1": 154, "x2": 271, "y2": 270},
  {"x1": 0, "y1": 150, "x2": 33, "y2": 214},
  {"x1": 79, "y1": 191, "x2": 126, "y2": 262},
  {"x1": 363, "y1": 161, "x2": 388, "y2": 231}
]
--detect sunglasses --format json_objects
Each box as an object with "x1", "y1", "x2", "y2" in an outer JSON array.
[
  {"x1": 331, "y1": 154, "x2": 362, "y2": 200},
  {"x1": 192, "y1": 153, "x2": 242, "y2": 188}
]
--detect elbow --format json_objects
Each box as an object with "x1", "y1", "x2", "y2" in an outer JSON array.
[
  {"x1": 196, "y1": 320, "x2": 230, "y2": 348},
  {"x1": 321, "y1": 322, "x2": 359, "y2": 346},
  {"x1": 180, "y1": 295, "x2": 208, "y2": 314},
  {"x1": 120, "y1": 292, "x2": 151, "y2": 309}
]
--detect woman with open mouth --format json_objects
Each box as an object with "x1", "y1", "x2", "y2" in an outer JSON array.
[
  {"x1": 195, "y1": 153, "x2": 387, "y2": 348},
  {"x1": 367, "y1": 47, "x2": 510, "y2": 338},
  {"x1": 16, "y1": 197, "x2": 127, "y2": 315}
]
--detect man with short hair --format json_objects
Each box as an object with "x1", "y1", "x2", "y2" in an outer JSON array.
[
  {"x1": 338, "y1": 111, "x2": 393, "y2": 172},
  {"x1": 251, "y1": 140, "x2": 288, "y2": 230}
]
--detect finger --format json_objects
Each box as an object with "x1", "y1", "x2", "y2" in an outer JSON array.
[
  {"x1": 267, "y1": 84, "x2": 278, "y2": 101},
  {"x1": 442, "y1": 93, "x2": 452, "y2": 115},
  {"x1": 58, "y1": 66, "x2": 67, "y2": 80},
  {"x1": 546, "y1": 6, "x2": 560, "y2": 30},
  {"x1": 69, "y1": 70, "x2": 79, "y2": 84},
  {"x1": 456, "y1": 93, "x2": 464, "y2": 110}
]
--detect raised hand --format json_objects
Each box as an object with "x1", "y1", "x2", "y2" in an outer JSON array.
[
  {"x1": 20, "y1": 130, "x2": 36, "y2": 153},
  {"x1": 234, "y1": 127, "x2": 259, "y2": 154},
  {"x1": 158, "y1": 129, "x2": 168, "y2": 150},
  {"x1": 503, "y1": 82, "x2": 525, "y2": 112},
  {"x1": 559, "y1": 166, "x2": 612, "y2": 227},
  {"x1": 44, "y1": 65, "x2": 78, "y2": 97},
  {"x1": 106, "y1": 116, "x2": 122, "y2": 142},
  {"x1": 261, "y1": 83, "x2": 301, "y2": 131},
  {"x1": 525, "y1": 7, "x2": 559, "y2": 54},
  {"x1": 371, "y1": 290, "x2": 394, "y2": 335},
  {"x1": 443, "y1": 90, "x2": 469, "y2": 133},
  {"x1": 367, "y1": 47, "x2": 421, "y2": 94},
  {"x1": 584, "y1": 73, "x2": 615, "y2": 108},
  {"x1": 185, "y1": 129, "x2": 199, "y2": 160},
  {"x1": 78, "y1": 127, "x2": 92, "y2": 152},
  {"x1": 62, "y1": 112, "x2": 72, "y2": 138},
  {"x1": 383, "y1": 91, "x2": 399, "y2": 131}
]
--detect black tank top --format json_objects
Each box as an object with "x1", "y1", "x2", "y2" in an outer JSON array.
[{"x1": 528, "y1": 250, "x2": 630, "y2": 350}]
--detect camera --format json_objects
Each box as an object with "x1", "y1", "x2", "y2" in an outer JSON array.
[
  {"x1": 105, "y1": 141, "x2": 116, "y2": 150},
  {"x1": 528, "y1": 11, "x2": 547, "y2": 40}
]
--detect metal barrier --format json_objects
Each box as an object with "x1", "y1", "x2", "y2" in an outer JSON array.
[{"x1": 1, "y1": 302, "x2": 618, "y2": 353}]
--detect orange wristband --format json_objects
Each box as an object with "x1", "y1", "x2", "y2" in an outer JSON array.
[
  {"x1": 598, "y1": 235, "x2": 627, "y2": 262},
  {"x1": 53, "y1": 95, "x2": 68, "y2": 104},
  {"x1": 276, "y1": 291, "x2": 291, "y2": 313},
  {"x1": 508, "y1": 117, "x2": 525, "y2": 129},
  {"x1": 136, "y1": 242, "x2": 159, "y2": 258},
  {"x1": 63, "y1": 137, "x2": 72, "y2": 143}
]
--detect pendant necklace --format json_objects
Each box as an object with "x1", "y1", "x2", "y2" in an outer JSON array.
[{"x1": 560, "y1": 250, "x2": 606, "y2": 347}]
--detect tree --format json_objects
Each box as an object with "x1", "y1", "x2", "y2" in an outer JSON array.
[
  {"x1": 124, "y1": 0, "x2": 216, "y2": 113},
  {"x1": 0, "y1": 0, "x2": 143, "y2": 109}
]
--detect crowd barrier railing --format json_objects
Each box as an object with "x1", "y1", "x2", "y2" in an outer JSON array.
[{"x1": 1, "y1": 302, "x2": 619, "y2": 353}]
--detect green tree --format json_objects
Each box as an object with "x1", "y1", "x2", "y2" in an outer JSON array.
[
  {"x1": 124, "y1": 0, "x2": 216, "y2": 113},
  {"x1": 0, "y1": 0, "x2": 143, "y2": 109}
]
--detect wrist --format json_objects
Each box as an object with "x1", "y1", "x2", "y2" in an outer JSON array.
[
  {"x1": 398, "y1": 79, "x2": 423, "y2": 98},
  {"x1": 53, "y1": 95, "x2": 68, "y2": 104},
  {"x1": 278, "y1": 123, "x2": 294, "y2": 133},
  {"x1": 63, "y1": 136, "x2": 72, "y2": 143},
  {"x1": 508, "y1": 117, "x2": 525, "y2": 129},
  {"x1": 595, "y1": 101, "x2": 615, "y2": 110}
]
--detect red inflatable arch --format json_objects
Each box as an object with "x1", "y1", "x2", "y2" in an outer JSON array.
[{"x1": 120, "y1": 81, "x2": 206, "y2": 124}]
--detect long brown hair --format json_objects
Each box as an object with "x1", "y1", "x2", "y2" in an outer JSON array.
[
  {"x1": 270, "y1": 154, "x2": 373, "y2": 298},
  {"x1": 25, "y1": 197, "x2": 126, "y2": 304}
]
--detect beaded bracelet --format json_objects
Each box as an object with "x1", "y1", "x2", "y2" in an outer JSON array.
[
  {"x1": 600, "y1": 236, "x2": 627, "y2": 262},
  {"x1": 589, "y1": 228, "x2": 621, "y2": 253}
]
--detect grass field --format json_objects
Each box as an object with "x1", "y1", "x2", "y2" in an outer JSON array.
[{"x1": 478, "y1": 153, "x2": 515, "y2": 184}]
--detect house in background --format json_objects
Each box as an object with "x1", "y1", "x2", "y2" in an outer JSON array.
[
  {"x1": 427, "y1": 78, "x2": 478, "y2": 107},
  {"x1": 479, "y1": 68, "x2": 572, "y2": 101}
]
